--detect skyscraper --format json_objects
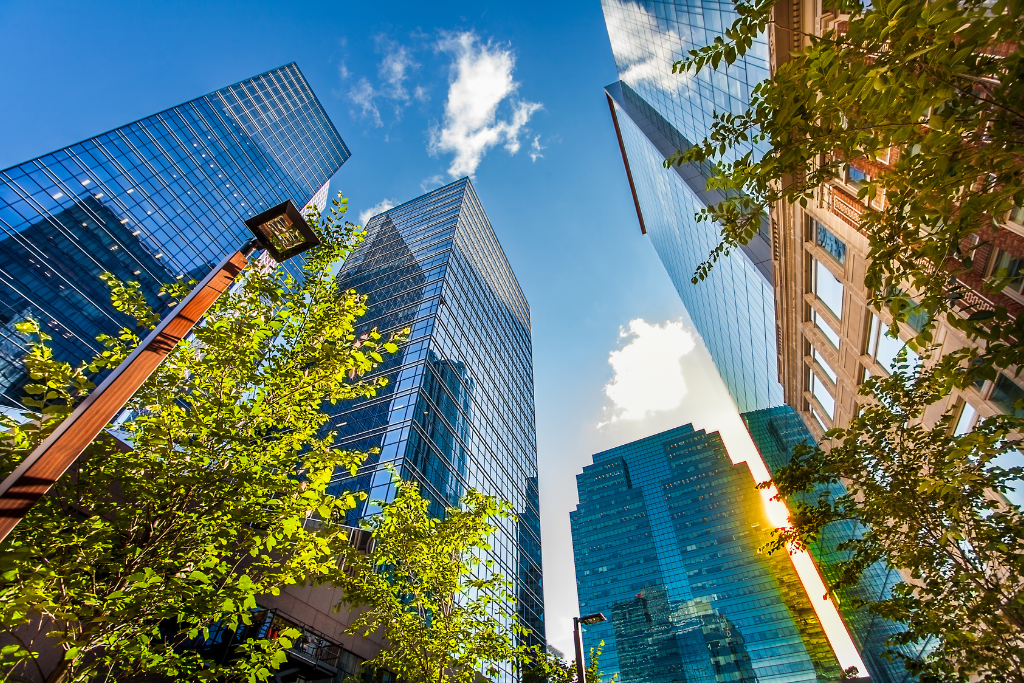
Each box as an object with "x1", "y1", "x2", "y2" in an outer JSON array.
[
  {"x1": 322, "y1": 178, "x2": 545, "y2": 661},
  {"x1": 0, "y1": 62, "x2": 348, "y2": 403},
  {"x1": 601, "y1": 0, "x2": 782, "y2": 412},
  {"x1": 742, "y1": 406, "x2": 930, "y2": 683},
  {"x1": 571, "y1": 424, "x2": 842, "y2": 683}
]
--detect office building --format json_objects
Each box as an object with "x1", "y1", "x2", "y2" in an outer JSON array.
[
  {"x1": 743, "y1": 406, "x2": 929, "y2": 683},
  {"x1": 318, "y1": 178, "x2": 545, "y2": 664},
  {"x1": 570, "y1": 424, "x2": 843, "y2": 683},
  {"x1": 0, "y1": 62, "x2": 348, "y2": 404},
  {"x1": 760, "y1": 2, "x2": 1024, "y2": 461},
  {"x1": 600, "y1": 0, "x2": 782, "y2": 412}
]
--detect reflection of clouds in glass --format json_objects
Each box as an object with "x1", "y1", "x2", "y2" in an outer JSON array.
[
  {"x1": 358, "y1": 198, "x2": 396, "y2": 226},
  {"x1": 602, "y1": 0, "x2": 692, "y2": 94}
]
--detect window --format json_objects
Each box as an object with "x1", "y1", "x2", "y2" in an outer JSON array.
[
  {"x1": 845, "y1": 164, "x2": 868, "y2": 188},
  {"x1": 810, "y1": 404, "x2": 829, "y2": 431},
  {"x1": 813, "y1": 259, "x2": 844, "y2": 318},
  {"x1": 989, "y1": 248, "x2": 1024, "y2": 297},
  {"x1": 1009, "y1": 204, "x2": 1024, "y2": 226},
  {"x1": 810, "y1": 372, "x2": 836, "y2": 419},
  {"x1": 905, "y1": 301, "x2": 931, "y2": 333},
  {"x1": 815, "y1": 222, "x2": 846, "y2": 265},
  {"x1": 812, "y1": 347, "x2": 838, "y2": 383},
  {"x1": 866, "y1": 313, "x2": 920, "y2": 374},
  {"x1": 990, "y1": 373, "x2": 1024, "y2": 418},
  {"x1": 812, "y1": 309, "x2": 841, "y2": 349},
  {"x1": 953, "y1": 400, "x2": 977, "y2": 436}
]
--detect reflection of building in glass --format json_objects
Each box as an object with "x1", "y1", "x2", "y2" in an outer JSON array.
[
  {"x1": 323, "y1": 179, "x2": 545, "y2": 661},
  {"x1": 0, "y1": 63, "x2": 347, "y2": 404},
  {"x1": 675, "y1": 598, "x2": 757, "y2": 683},
  {"x1": 571, "y1": 423, "x2": 842, "y2": 683},
  {"x1": 600, "y1": 0, "x2": 781, "y2": 412},
  {"x1": 407, "y1": 351, "x2": 472, "y2": 510},
  {"x1": 743, "y1": 406, "x2": 929, "y2": 683},
  {"x1": 611, "y1": 586, "x2": 688, "y2": 683}
]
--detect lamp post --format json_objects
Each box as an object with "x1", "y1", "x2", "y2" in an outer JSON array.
[
  {"x1": 573, "y1": 612, "x2": 606, "y2": 683},
  {"x1": 0, "y1": 199, "x2": 320, "y2": 543}
]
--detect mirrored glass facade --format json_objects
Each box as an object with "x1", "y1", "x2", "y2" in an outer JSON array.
[
  {"x1": 0, "y1": 63, "x2": 348, "y2": 404},
  {"x1": 742, "y1": 406, "x2": 931, "y2": 683},
  {"x1": 571, "y1": 424, "x2": 842, "y2": 683},
  {"x1": 601, "y1": 0, "x2": 782, "y2": 411},
  {"x1": 324, "y1": 178, "x2": 544, "y2": 663}
]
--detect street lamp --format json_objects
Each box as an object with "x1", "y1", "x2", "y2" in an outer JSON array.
[
  {"x1": 0, "y1": 199, "x2": 320, "y2": 543},
  {"x1": 573, "y1": 612, "x2": 606, "y2": 683}
]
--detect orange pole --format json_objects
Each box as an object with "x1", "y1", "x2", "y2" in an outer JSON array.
[{"x1": 0, "y1": 246, "x2": 251, "y2": 543}]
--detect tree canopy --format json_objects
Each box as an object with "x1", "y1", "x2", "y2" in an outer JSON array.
[
  {"x1": 670, "y1": 0, "x2": 1024, "y2": 679},
  {"x1": 336, "y1": 478, "x2": 535, "y2": 683},
  {"x1": 763, "y1": 354, "x2": 1024, "y2": 681},
  {"x1": 0, "y1": 193, "x2": 404, "y2": 682}
]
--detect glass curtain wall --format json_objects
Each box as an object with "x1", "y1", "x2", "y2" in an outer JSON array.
[
  {"x1": 742, "y1": 405, "x2": 932, "y2": 683},
  {"x1": 324, "y1": 178, "x2": 545, "y2": 667},
  {"x1": 571, "y1": 423, "x2": 842, "y2": 683},
  {"x1": 0, "y1": 63, "x2": 348, "y2": 404},
  {"x1": 601, "y1": 0, "x2": 783, "y2": 412}
]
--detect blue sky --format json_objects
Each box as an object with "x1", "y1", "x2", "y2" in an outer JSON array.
[{"x1": 0, "y1": 0, "x2": 801, "y2": 660}]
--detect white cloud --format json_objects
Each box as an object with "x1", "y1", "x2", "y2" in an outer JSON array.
[
  {"x1": 529, "y1": 135, "x2": 545, "y2": 162},
  {"x1": 359, "y1": 199, "x2": 396, "y2": 225},
  {"x1": 430, "y1": 32, "x2": 542, "y2": 178},
  {"x1": 600, "y1": 319, "x2": 696, "y2": 424}
]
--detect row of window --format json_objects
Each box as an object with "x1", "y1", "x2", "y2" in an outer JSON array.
[{"x1": 806, "y1": 217, "x2": 1024, "y2": 435}]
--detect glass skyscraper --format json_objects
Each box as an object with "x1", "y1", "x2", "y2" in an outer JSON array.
[
  {"x1": 601, "y1": 0, "x2": 782, "y2": 412},
  {"x1": 571, "y1": 424, "x2": 842, "y2": 683},
  {"x1": 324, "y1": 178, "x2": 545, "y2": 662},
  {"x1": 0, "y1": 62, "x2": 348, "y2": 404},
  {"x1": 742, "y1": 406, "x2": 930, "y2": 683}
]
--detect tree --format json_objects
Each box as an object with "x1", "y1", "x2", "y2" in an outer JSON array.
[
  {"x1": 0, "y1": 193, "x2": 405, "y2": 683},
  {"x1": 335, "y1": 478, "x2": 536, "y2": 683},
  {"x1": 764, "y1": 355, "x2": 1024, "y2": 682},
  {"x1": 668, "y1": 0, "x2": 1024, "y2": 679},
  {"x1": 524, "y1": 642, "x2": 616, "y2": 683}
]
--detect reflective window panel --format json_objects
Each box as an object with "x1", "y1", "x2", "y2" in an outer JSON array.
[
  {"x1": 0, "y1": 63, "x2": 348, "y2": 404},
  {"x1": 743, "y1": 406, "x2": 934, "y2": 682},
  {"x1": 571, "y1": 423, "x2": 843, "y2": 683},
  {"x1": 323, "y1": 179, "x2": 545, "y2": 667}
]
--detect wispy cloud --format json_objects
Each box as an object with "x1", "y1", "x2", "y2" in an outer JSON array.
[
  {"x1": 420, "y1": 174, "x2": 445, "y2": 192},
  {"x1": 349, "y1": 78, "x2": 382, "y2": 127},
  {"x1": 599, "y1": 319, "x2": 696, "y2": 425},
  {"x1": 529, "y1": 135, "x2": 545, "y2": 162},
  {"x1": 359, "y1": 199, "x2": 396, "y2": 225},
  {"x1": 379, "y1": 42, "x2": 415, "y2": 102},
  {"x1": 346, "y1": 38, "x2": 420, "y2": 127},
  {"x1": 430, "y1": 32, "x2": 542, "y2": 178}
]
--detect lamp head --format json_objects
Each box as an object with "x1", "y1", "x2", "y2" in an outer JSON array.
[
  {"x1": 579, "y1": 613, "x2": 606, "y2": 626},
  {"x1": 244, "y1": 199, "x2": 320, "y2": 262}
]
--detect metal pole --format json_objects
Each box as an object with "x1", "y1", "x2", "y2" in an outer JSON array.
[
  {"x1": 574, "y1": 617, "x2": 586, "y2": 683},
  {"x1": 0, "y1": 243, "x2": 254, "y2": 543}
]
